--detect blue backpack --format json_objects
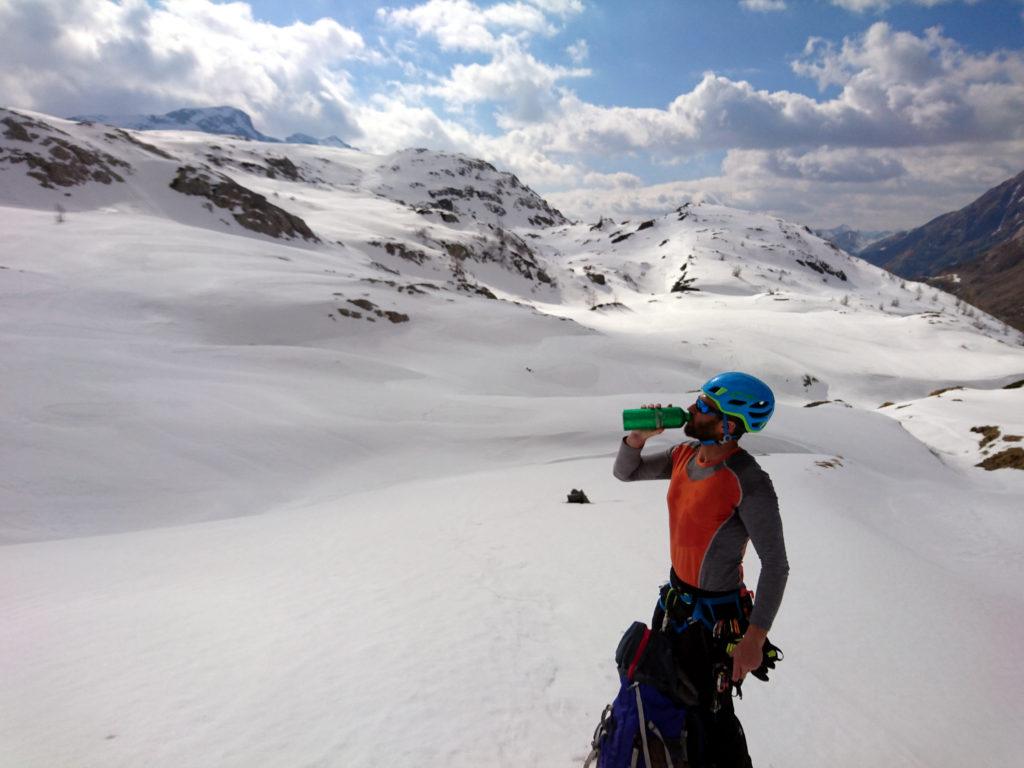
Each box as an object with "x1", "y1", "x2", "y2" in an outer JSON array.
[{"x1": 584, "y1": 622, "x2": 699, "y2": 768}]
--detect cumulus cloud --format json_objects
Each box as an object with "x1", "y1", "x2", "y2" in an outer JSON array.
[
  {"x1": 722, "y1": 147, "x2": 907, "y2": 182},
  {"x1": 524, "y1": 0, "x2": 585, "y2": 15},
  {"x1": 482, "y1": 21, "x2": 1024, "y2": 173},
  {"x1": 424, "y1": 38, "x2": 589, "y2": 123},
  {"x1": 547, "y1": 138, "x2": 1024, "y2": 230},
  {"x1": 741, "y1": 0, "x2": 787, "y2": 11},
  {"x1": 378, "y1": 0, "x2": 560, "y2": 52},
  {"x1": 582, "y1": 171, "x2": 643, "y2": 188},
  {"x1": 352, "y1": 95, "x2": 478, "y2": 154},
  {"x1": 0, "y1": 0, "x2": 368, "y2": 137},
  {"x1": 830, "y1": 0, "x2": 979, "y2": 11},
  {"x1": 567, "y1": 38, "x2": 589, "y2": 64}
]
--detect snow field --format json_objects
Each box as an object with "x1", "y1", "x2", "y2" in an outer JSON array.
[{"x1": 2, "y1": 112, "x2": 1024, "y2": 767}]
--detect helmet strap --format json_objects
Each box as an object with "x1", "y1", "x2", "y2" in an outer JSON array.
[{"x1": 699, "y1": 415, "x2": 734, "y2": 446}]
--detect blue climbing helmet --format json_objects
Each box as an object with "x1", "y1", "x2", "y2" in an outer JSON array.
[{"x1": 701, "y1": 371, "x2": 775, "y2": 434}]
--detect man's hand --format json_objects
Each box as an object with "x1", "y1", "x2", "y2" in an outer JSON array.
[
  {"x1": 625, "y1": 402, "x2": 670, "y2": 449},
  {"x1": 730, "y1": 624, "x2": 768, "y2": 682}
]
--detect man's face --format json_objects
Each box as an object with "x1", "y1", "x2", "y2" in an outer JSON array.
[{"x1": 685, "y1": 395, "x2": 724, "y2": 442}]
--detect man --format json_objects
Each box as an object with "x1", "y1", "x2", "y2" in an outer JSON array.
[{"x1": 613, "y1": 371, "x2": 789, "y2": 768}]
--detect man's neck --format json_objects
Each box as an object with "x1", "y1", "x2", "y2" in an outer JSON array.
[{"x1": 696, "y1": 440, "x2": 738, "y2": 465}]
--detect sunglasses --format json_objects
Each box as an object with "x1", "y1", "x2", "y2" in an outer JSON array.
[{"x1": 694, "y1": 396, "x2": 722, "y2": 416}]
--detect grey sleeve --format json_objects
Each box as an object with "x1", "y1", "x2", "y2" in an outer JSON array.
[
  {"x1": 730, "y1": 455, "x2": 789, "y2": 630},
  {"x1": 613, "y1": 438, "x2": 675, "y2": 481}
]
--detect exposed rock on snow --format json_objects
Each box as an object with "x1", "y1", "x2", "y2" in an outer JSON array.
[
  {"x1": 371, "y1": 148, "x2": 568, "y2": 230},
  {"x1": 1, "y1": 110, "x2": 131, "y2": 188},
  {"x1": 169, "y1": 166, "x2": 319, "y2": 242}
]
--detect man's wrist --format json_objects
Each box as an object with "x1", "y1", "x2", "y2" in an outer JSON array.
[
  {"x1": 625, "y1": 434, "x2": 645, "y2": 449},
  {"x1": 744, "y1": 623, "x2": 768, "y2": 642}
]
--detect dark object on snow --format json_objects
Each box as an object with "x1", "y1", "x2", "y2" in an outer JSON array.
[{"x1": 567, "y1": 488, "x2": 590, "y2": 504}]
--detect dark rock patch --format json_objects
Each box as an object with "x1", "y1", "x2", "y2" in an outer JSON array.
[
  {"x1": 105, "y1": 129, "x2": 175, "y2": 159},
  {"x1": 566, "y1": 489, "x2": 591, "y2": 503},
  {"x1": 976, "y1": 447, "x2": 1024, "y2": 471},
  {"x1": 368, "y1": 240, "x2": 429, "y2": 264},
  {"x1": 1, "y1": 113, "x2": 131, "y2": 188},
  {"x1": 637, "y1": 219, "x2": 655, "y2": 232},
  {"x1": 2, "y1": 117, "x2": 32, "y2": 142},
  {"x1": 970, "y1": 425, "x2": 1001, "y2": 449},
  {"x1": 169, "y1": 166, "x2": 319, "y2": 241},
  {"x1": 586, "y1": 271, "x2": 607, "y2": 286},
  {"x1": 796, "y1": 257, "x2": 847, "y2": 281},
  {"x1": 671, "y1": 264, "x2": 698, "y2": 292},
  {"x1": 266, "y1": 156, "x2": 301, "y2": 181}
]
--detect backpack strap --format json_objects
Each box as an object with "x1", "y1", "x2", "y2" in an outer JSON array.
[{"x1": 632, "y1": 684, "x2": 655, "y2": 768}]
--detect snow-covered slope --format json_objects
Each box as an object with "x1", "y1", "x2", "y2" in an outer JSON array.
[{"x1": 2, "y1": 107, "x2": 1023, "y2": 768}]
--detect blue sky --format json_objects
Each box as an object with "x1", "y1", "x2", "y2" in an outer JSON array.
[{"x1": 2, "y1": 0, "x2": 1023, "y2": 229}]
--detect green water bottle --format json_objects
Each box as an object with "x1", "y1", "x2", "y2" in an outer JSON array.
[{"x1": 622, "y1": 406, "x2": 690, "y2": 431}]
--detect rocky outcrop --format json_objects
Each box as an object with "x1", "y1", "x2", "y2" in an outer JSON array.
[
  {"x1": 169, "y1": 166, "x2": 319, "y2": 242},
  {"x1": 373, "y1": 149, "x2": 568, "y2": 230},
  {"x1": 1, "y1": 110, "x2": 131, "y2": 188}
]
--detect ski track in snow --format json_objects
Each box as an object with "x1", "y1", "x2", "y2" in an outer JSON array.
[{"x1": 1, "y1": 110, "x2": 1023, "y2": 767}]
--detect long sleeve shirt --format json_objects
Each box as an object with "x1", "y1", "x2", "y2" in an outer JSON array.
[{"x1": 614, "y1": 438, "x2": 789, "y2": 631}]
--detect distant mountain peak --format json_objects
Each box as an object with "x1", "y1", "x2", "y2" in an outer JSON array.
[
  {"x1": 814, "y1": 225, "x2": 896, "y2": 255},
  {"x1": 70, "y1": 106, "x2": 354, "y2": 148},
  {"x1": 285, "y1": 132, "x2": 355, "y2": 150}
]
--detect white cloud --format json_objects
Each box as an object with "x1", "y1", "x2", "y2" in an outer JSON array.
[
  {"x1": 378, "y1": 0, "x2": 560, "y2": 53},
  {"x1": 741, "y1": 0, "x2": 787, "y2": 11},
  {"x1": 722, "y1": 147, "x2": 907, "y2": 182},
  {"x1": 483, "y1": 22, "x2": 1024, "y2": 171},
  {"x1": 829, "y1": 0, "x2": 979, "y2": 11},
  {"x1": 547, "y1": 144, "x2": 1024, "y2": 230},
  {"x1": 524, "y1": 0, "x2": 585, "y2": 15},
  {"x1": 582, "y1": 171, "x2": 643, "y2": 188},
  {"x1": 0, "y1": 0, "x2": 368, "y2": 137},
  {"x1": 353, "y1": 95, "x2": 478, "y2": 154},
  {"x1": 425, "y1": 38, "x2": 589, "y2": 123},
  {"x1": 567, "y1": 38, "x2": 589, "y2": 64}
]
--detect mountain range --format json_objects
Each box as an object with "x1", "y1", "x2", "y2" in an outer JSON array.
[
  {"x1": 69, "y1": 106, "x2": 355, "y2": 149},
  {"x1": 859, "y1": 168, "x2": 1024, "y2": 329}
]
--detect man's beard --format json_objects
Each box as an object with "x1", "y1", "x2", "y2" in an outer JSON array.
[{"x1": 685, "y1": 418, "x2": 719, "y2": 442}]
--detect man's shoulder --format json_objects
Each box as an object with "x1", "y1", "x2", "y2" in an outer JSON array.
[
  {"x1": 725, "y1": 448, "x2": 775, "y2": 489},
  {"x1": 672, "y1": 440, "x2": 700, "y2": 461}
]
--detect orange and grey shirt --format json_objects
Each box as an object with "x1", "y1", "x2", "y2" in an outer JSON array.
[{"x1": 614, "y1": 439, "x2": 789, "y2": 631}]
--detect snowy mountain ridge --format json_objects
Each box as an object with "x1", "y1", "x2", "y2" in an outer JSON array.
[{"x1": 70, "y1": 105, "x2": 356, "y2": 149}]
